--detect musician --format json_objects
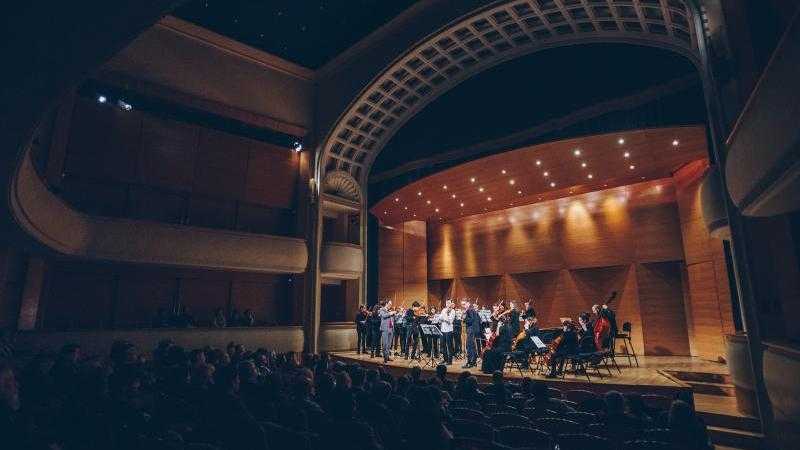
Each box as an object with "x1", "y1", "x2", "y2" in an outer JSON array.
[
  {"x1": 481, "y1": 315, "x2": 513, "y2": 374},
  {"x1": 392, "y1": 307, "x2": 406, "y2": 356},
  {"x1": 438, "y1": 300, "x2": 456, "y2": 365},
  {"x1": 508, "y1": 301, "x2": 521, "y2": 338},
  {"x1": 592, "y1": 304, "x2": 613, "y2": 351},
  {"x1": 577, "y1": 312, "x2": 596, "y2": 353},
  {"x1": 378, "y1": 300, "x2": 396, "y2": 363},
  {"x1": 452, "y1": 305, "x2": 463, "y2": 357},
  {"x1": 511, "y1": 316, "x2": 540, "y2": 368},
  {"x1": 427, "y1": 306, "x2": 440, "y2": 358},
  {"x1": 462, "y1": 300, "x2": 481, "y2": 368},
  {"x1": 404, "y1": 301, "x2": 423, "y2": 360},
  {"x1": 603, "y1": 303, "x2": 619, "y2": 339},
  {"x1": 522, "y1": 299, "x2": 537, "y2": 320},
  {"x1": 546, "y1": 320, "x2": 579, "y2": 378},
  {"x1": 368, "y1": 304, "x2": 382, "y2": 358},
  {"x1": 355, "y1": 305, "x2": 368, "y2": 354}
]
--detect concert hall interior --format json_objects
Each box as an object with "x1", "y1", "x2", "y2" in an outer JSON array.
[{"x1": 1, "y1": 1, "x2": 799, "y2": 450}]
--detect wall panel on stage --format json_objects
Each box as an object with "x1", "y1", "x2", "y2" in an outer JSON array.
[
  {"x1": 377, "y1": 221, "x2": 428, "y2": 307},
  {"x1": 637, "y1": 261, "x2": 691, "y2": 356}
]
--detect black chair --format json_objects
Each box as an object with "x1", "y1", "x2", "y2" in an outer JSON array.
[
  {"x1": 484, "y1": 404, "x2": 518, "y2": 415},
  {"x1": 577, "y1": 397, "x2": 605, "y2": 413},
  {"x1": 489, "y1": 412, "x2": 530, "y2": 428},
  {"x1": 532, "y1": 418, "x2": 581, "y2": 436},
  {"x1": 564, "y1": 411, "x2": 597, "y2": 426},
  {"x1": 557, "y1": 433, "x2": 613, "y2": 450},
  {"x1": 495, "y1": 426, "x2": 552, "y2": 449},
  {"x1": 451, "y1": 399, "x2": 481, "y2": 410},
  {"x1": 614, "y1": 322, "x2": 639, "y2": 367},
  {"x1": 547, "y1": 387, "x2": 563, "y2": 399},
  {"x1": 642, "y1": 428, "x2": 672, "y2": 442},
  {"x1": 449, "y1": 419, "x2": 496, "y2": 441},
  {"x1": 564, "y1": 389, "x2": 598, "y2": 404},
  {"x1": 642, "y1": 394, "x2": 672, "y2": 413},
  {"x1": 623, "y1": 440, "x2": 672, "y2": 450},
  {"x1": 451, "y1": 407, "x2": 488, "y2": 423},
  {"x1": 450, "y1": 437, "x2": 495, "y2": 450},
  {"x1": 585, "y1": 422, "x2": 606, "y2": 438}
]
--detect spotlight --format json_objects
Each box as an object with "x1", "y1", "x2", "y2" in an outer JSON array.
[
  {"x1": 395, "y1": 197, "x2": 400, "y2": 202},
  {"x1": 624, "y1": 152, "x2": 630, "y2": 158},
  {"x1": 517, "y1": 190, "x2": 522, "y2": 195},
  {"x1": 629, "y1": 165, "x2": 635, "y2": 170},
  {"x1": 618, "y1": 137, "x2": 625, "y2": 144},
  {"x1": 478, "y1": 187, "x2": 484, "y2": 192},
  {"x1": 550, "y1": 182, "x2": 556, "y2": 187},
  {"x1": 404, "y1": 206, "x2": 408, "y2": 210},
  {"x1": 426, "y1": 200, "x2": 431, "y2": 205},
  {"x1": 117, "y1": 100, "x2": 132, "y2": 111},
  {"x1": 470, "y1": 177, "x2": 476, "y2": 183},
  {"x1": 535, "y1": 160, "x2": 541, "y2": 166},
  {"x1": 672, "y1": 139, "x2": 679, "y2": 146},
  {"x1": 501, "y1": 169, "x2": 507, "y2": 174},
  {"x1": 97, "y1": 95, "x2": 107, "y2": 104},
  {"x1": 573, "y1": 149, "x2": 581, "y2": 156},
  {"x1": 451, "y1": 194, "x2": 456, "y2": 198},
  {"x1": 460, "y1": 202, "x2": 464, "y2": 207},
  {"x1": 587, "y1": 174, "x2": 593, "y2": 179},
  {"x1": 487, "y1": 197, "x2": 492, "y2": 201},
  {"x1": 442, "y1": 185, "x2": 448, "y2": 190},
  {"x1": 509, "y1": 179, "x2": 515, "y2": 185},
  {"x1": 581, "y1": 162, "x2": 587, "y2": 168},
  {"x1": 417, "y1": 191, "x2": 422, "y2": 196},
  {"x1": 435, "y1": 208, "x2": 439, "y2": 212},
  {"x1": 543, "y1": 171, "x2": 549, "y2": 177}
]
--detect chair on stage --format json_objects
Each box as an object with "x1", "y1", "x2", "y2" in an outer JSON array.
[
  {"x1": 557, "y1": 433, "x2": 613, "y2": 450},
  {"x1": 501, "y1": 351, "x2": 527, "y2": 377},
  {"x1": 614, "y1": 322, "x2": 640, "y2": 367},
  {"x1": 495, "y1": 426, "x2": 552, "y2": 450}
]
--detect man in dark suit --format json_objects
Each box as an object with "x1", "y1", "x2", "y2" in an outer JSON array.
[
  {"x1": 462, "y1": 300, "x2": 481, "y2": 368},
  {"x1": 355, "y1": 305, "x2": 368, "y2": 354},
  {"x1": 547, "y1": 320, "x2": 579, "y2": 378}
]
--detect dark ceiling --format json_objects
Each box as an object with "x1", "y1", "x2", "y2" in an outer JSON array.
[
  {"x1": 373, "y1": 43, "x2": 705, "y2": 177},
  {"x1": 174, "y1": 0, "x2": 421, "y2": 69}
]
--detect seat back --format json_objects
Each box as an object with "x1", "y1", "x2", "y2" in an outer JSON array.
[
  {"x1": 489, "y1": 412, "x2": 530, "y2": 428},
  {"x1": 622, "y1": 321, "x2": 632, "y2": 333},
  {"x1": 449, "y1": 419, "x2": 495, "y2": 441},
  {"x1": 564, "y1": 411, "x2": 597, "y2": 425},
  {"x1": 496, "y1": 426, "x2": 551, "y2": 449},
  {"x1": 642, "y1": 428, "x2": 672, "y2": 442},
  {"x1": 532, "y1": 417, "x2": 581, "y2": 436},
  {"x1": 450, "y1": 407, "x2": 488, "y2": 422},
  {"x1": 450, "y1": 437, "x2": 495, "y2": 450},
  {"x1": 642, "y1": 394, "x2": 672, "y2": 412},
  {"x1": 558, "y1": 433, "x2": 613, "y2": 450},
  {"x1": 623, "y1": 440, "x2": 672, "y2": 450},
  {"x1": 564, "y1": 389, "x2": 599, "y2": 404},
  {"x1": 484, "y1": 404, "x2": 518, "y2": 415}
]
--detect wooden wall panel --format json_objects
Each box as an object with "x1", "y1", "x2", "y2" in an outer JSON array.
[
  {"x1": 244, "y1": 143, "x2": 298, "y2": 209},
  {"x1": 192, "y1": 129, "x2": 249, "y2": 200},
  {"x1": 637, "y1": 262, "x2": 691, "y2": 356},
  {"x1": 562, "y1": 209, "x2": 633, "y2": 269},
  {"x1": 138, "y1": 115, "x2": 198, "y2": 191},
  {"x1": 378, "y1": 226, "x2": 404, "y2": 303},
  {"x1": 41, "y1": 268, "x2": 115, "y2": 330},
  {"x1": 403, "y1": 221, "x2": 428, "y2": 304},
  {"x1": 180, "y1": 278, "x2": 230, "y2": 326},
  {"x1": 231, "y1": 280, "x2": 283, "y2": 326},
  {"x1": 632, "y1": 203, "x2": 684, "y2": 262},
  {"x1": 115, "y1": 276, "x2": 177, "y2": 328}
]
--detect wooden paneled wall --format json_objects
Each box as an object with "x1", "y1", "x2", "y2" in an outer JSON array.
[
  {"x1": 675, "y1": 161, "x2": 735, "y2": 361},
  {"x1": 52, "y1": 97, "x2": 299, "y2": 235},
  {"x1": 38, "y1": 261, "x2": 297, "y2": 330},
  {"x1": 378, "y1": 221, "x2": 428, "y2": 308}
]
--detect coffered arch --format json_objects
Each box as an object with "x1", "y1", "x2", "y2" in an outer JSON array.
[{"x1": 320, "y1": 0, "x2": 702, "y2": 183}]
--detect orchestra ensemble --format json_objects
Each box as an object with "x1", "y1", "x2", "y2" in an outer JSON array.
[{"x1": 354, "y1": 295, "x2": 619, "y2": 378}]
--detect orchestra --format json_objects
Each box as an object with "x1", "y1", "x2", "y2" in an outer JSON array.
[{"x1": 356, "y1": 292, "x2": 620, "y2": 378}]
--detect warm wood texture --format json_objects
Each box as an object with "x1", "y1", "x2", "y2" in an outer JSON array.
[
  {"x1": 637, "y1": 262, "x2": 691, "y2": 356},
  {"x1": 59, "y1": 98, "x2": 299, "y2": 234},
  {"x1": 38, "y1": 261, "x2": 293, "y2": 330},
  {"x1": 378, "y1": 221, "x2": 428, "y2": 308},
  {"x1": 428, "y1": 179, "x2": 682, "y2": 278},
  {"x1": 674, "y1": 160, "x2": 734, "y2": 360},
  {"x1": 372, "y1": 127, "x2": 708, "y2": 224}
]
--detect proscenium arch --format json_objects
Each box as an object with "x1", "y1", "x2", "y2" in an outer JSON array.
[{"x1": 319, "y1": 0, "x2": 703, "y2": 185}]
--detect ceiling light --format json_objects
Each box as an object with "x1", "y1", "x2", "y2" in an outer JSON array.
[
  {"x1": 624, "y1": 152, "x2": 630, "y2": 158},
  {"x1": 543, "y1": 171, "x2": 549, "y2": 177},
  {"x1": 404, "y1": 206, "x2": 408, "y2": 210},
  {"x1": 384, "y1": 211, "x2": 387, "y2": 214},
  {"x1": 587, "y1": 174, "x2": 593, "y2": 179},
  {"x1": 509, "y1": 179, "x2": 515, "y2": 185},
  {"x1": 517, "y1": 190, "x2": 522, "y2": 195},
  {"x1": 672, "y1": 139, "x2": 679, "y2": 146},
  {"x1": 417, "y1": 191, "x2": 422, "y2": 196},
  {"x1": 581, "y1": 162, "x2": 587, "y2": 168},
  {"x1": 118, "y1": 100, "x2": 133, "y2": 111},
  {"x1": 442, "y1": 185, "x2": 448, "y2": 190},
  {"x1": 426, "y1": 200, "x2": 431, "y2": 204},
  {"x1": 478, "y1": 187, "x2": 484, "y2": 192},
  {"x1": 435, "y1": 208, "x2": 440, "y2": 212},
  {"x1": 460, "y1": 202, "x2": 464, "y2": 207},
  {"x1": 618, "y1": 137, "x2": 625, "y2": 144},
  {"x1": 535, "y1": 160, "x2": 541, "y2": 166},
  {"x1": 487, "y1": 197, "x2": 492, "y2": 201},
  {"x1": 501, "y1": 169, "x2": 507, "y2": 174},
  {"x1": 97, "y1": 95, "x2": 107, "y2": 103},
  {"x1": 292, "y1": 141, "x2": 303, "y2": 153},
  {"x1": 470, "y1": 177, "x2": 476, "y2": 183},
  {"x1": 550, "y1": 182, "x2": 556, "y2": 187},
  {"x1": 413, "y1": 213, "x2": 416, "y2": 217},
  {"x1": 573, "y1": 149, "x2": 581, "y2": 156},
  {"x1": 394, "y1": 197, "x2": 399, "y2": 202},
  {"x1": 629, "y1": 165, "x2": 635, "y2": 170},
  {"x1": 451, "y1": 194, "x2": 456, "y2": 198}
]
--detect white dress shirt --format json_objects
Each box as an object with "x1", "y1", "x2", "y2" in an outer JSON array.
[{"x1": 439, "y1": 307, "x2": 455, "y2": 333}]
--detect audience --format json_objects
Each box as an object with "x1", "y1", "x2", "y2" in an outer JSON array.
[{"x1": 0, "y1": 339, "x2": 711, "y2": 450}]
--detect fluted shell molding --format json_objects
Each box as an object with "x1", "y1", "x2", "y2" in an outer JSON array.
[
  {"x1": 701, "y1": 166, "x2": 730, "y2": 239},
  {"x1": 322, "y1": 170, "x2": 362, "y2": 203}
]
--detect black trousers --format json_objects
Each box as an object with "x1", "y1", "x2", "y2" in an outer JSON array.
[
  {"x1": 406, "y1": 325, "x2": 420, "y2": 358},
  {"x1": 441, "y1": 331, "x2": 453, "y2": 363},
  {"x1": 369, "y1": 328, "x2": 381, "y2": 356},
  {"x1": 453, "y1": 326, "x2": 462, "y2": 354},
  {"x1": 466, "y1": 330, "x2": 478, "y2": 364},
  {"x1": 356, "y1": 326, "x2": 367, "y2": 353}
]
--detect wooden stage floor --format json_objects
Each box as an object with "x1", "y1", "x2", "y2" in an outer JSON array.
[{"x1": 330, "y1": 351, "x2": 728, "y2": 399}]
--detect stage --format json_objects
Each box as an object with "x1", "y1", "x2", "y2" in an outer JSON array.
[{"x1": 329, "y1": 351, "x2": 728, "y2": 400}]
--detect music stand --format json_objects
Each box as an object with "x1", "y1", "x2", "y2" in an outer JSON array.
[{"x1": 420, "y1": 324, "x2": 442, "y2": 368}]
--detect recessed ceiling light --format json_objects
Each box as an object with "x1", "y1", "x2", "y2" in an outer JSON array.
[
  {"x1": 573, "y1": 149, "x2": 581, "y2": 156},
  {"x1": 451, "y1": 194, "x2": 457, "y2": 198},
  {"x1": 417, "y1": 191, "x2": 422, "y2": 196},
  {"x1": 624, "y1": 152, "x2": 630, "y2": 158},
  {"x1": 581, "y1": 162, "x2": 587, "y2": 168},
  {"x1": 426, "y1": 200, "x2": 431, "y2": 204},
  {"x1": 517, "y1": 190, "x2": 522, "y2": 195},
  {"x1": 672, "y1": 139, "x2": 679, "y2": 146},
  {"x1": 460, "y1": 202, "x2": 464, "y2": 207},
  {"x1": 535, "y1": 160, "x2": 541, "y2": 166},
  {"x1": 470, "y1": 177, "x2": 476, "y2": 183},
  {"x1": 509, "y1": 179, "x2": 515, "y2": 185},
  {"x1": 487, "y1": 197, "x2": 492, "y2": 201},
  {"x1": 587, "y1": 174, "x2": 593, "y2": 179},
  {"x1": 413, "y1": 213, "x2": 416, "y2": 217},
  {"x1": 435, "y1": 208, "x2": 439, "y2": 212},
  {"x1": 641, "y1": 176, "x2": 646, "y2": 180},
  {"x1": 550, "y1": 182, "x2": 556, "y2": 187},
  {"x1": 394, "y1": 197, "x2": 399, "y2": 202},
  {"x1": 404, "y1": 206, "x2": 408, "y2": 210},
  {"x1": 384, "y1": 211, "x2": 387, "y2": 214},
  {"x1": 478, "y1": 187, "x2": 484, "y2": 192},
  {"x1": 501, "y1": 169, "x2": 507, "y2": 174},
  {"x1": 543, "y1": 171, "x2": 549, "y2": 177},
  {"x1": 618, "y1": 137, "x2": 625, "y2": 144},
  {"x1": 442, "y1": 185, "x2": 448, "y2": 190},
  {"x1": 629, "y1": 165, "x2": 635, "y2": 170}
]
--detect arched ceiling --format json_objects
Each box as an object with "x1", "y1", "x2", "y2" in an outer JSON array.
[{"x1": 320, "y1": 0, "x2": 701, "y2": 183}]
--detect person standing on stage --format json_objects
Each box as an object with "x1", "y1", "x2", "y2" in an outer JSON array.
[
  {"x1": 379, "y1": 300, "x2": 396, "y2": 363},
  {"x1": 428, "y1": 306, "x2": 440, "y2": 358},
  {"x1": 439, "y1": 300, "x2": 456, "y2": 365},
  {"x1": 405, "y1": 301, "x2": 423, "y2": 359},
  {"x1": 452, "y1": 304, "x2": 463, "y2": 357},
  {"x1": 355, "y1": 305, "x2": 368, "y2": 354},
  {"x1": 368, "y1": 304, "x2": 381, "y2": 358},
  {"x1": 462, "y1": 300, "x2": 481, "y2": 368}
]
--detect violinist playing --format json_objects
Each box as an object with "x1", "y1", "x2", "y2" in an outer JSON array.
[
  {"x1": 546, "y1": 319, "x2": 579, "y2": 378},
  {"x1": 481, "y1": 314, "x2": 514, "y2": 374}
]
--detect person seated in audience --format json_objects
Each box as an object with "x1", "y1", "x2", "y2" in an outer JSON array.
[
  {"x1": 434, "y1": 364, "x2": 453, "y2": 393},
  {"x1": 212, "y1": 307, "x2": 227, "y2": 328},
  {"x1": 602, "y1": 390, "x2": 647, "y2": 432},
  {"x1": 454, "y1": 375, "x2": 486, "y2": 403},
  {"x1": 668, "y1": 399, "x2": 712, "y2": 450},
  {"x1": 527, "y1": 380, "x2": 575, "y2": 414},
  {"x1": 487, "y1": 370, "x2": 511, "y2": 404},
  {"x1": 624, "y1": 392, "x2": 654, "y2": 427},
  {"x1": 173, "y1": 306, "x2": 195, "y2": 328}
]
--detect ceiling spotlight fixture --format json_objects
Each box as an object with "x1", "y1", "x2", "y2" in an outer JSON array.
[
  {"x1": 426, "y1": 200, "x2": 431, "y2": 205},
  {"x1": 629, "y1": 164, "x2": 635, "y2": 170},
  {"x1": 413, "y1": 213, "x2": 416, "y2": 217},
  {"x1": 509, "y1": 179, "x2": 515, "y2": 185},
  {"x1": 417, "y1": 191, "x2": 422, "y2": 196},
  {"x1": 550, "y1": 182, "x2": 556, "y2": 188},
  {"x1": 394, "y1": 197, "x2": 399, "y2": 202},
  {"x1": 451, "y1": 194, "x2": 457, "y2": 198},
  {"x1": 435, "y1": 208, "x2": 440, "y2": 212},
  {"x1": 581, "y1": 162, "x2": 587, "y2": 168},
  {"x1": 535, "y1": 160, "x2": 542, "y2": 166},
  {"x1": 118, "y1": 100, "x2": 133, "y2": 111},
  {"x1": 292, "y1": 141, "x2": 303, "y2": 153},
  {"x1": 404, "y1": 206, "x2": 408, "y2": 210},
  {"x1": 672, "y1": 139, "x2": 680, "y2": 146},
  {"x1": 97, "y1": 95, "x2": 107, "y2": 103},
  {"x1": 543, "y1": 171, "x2": 549, "y2": 177},
  {"x1": 470, "y1": 177, "x2": 476, "y2": 183},
  {"x1": 442, "y1": 185, "x2": 448, "y2": 190},
  {"x1": 618, "y1": 137, "x2": 625, "y2": 144},
  {"x1": 460, "y1": 202, "x2": 464, "y2": 207},
  {"x1": 517, "y1": 190, "x2": 522, "y2": 195},
  {"x1": 383, "y1": 211, "x2": 387, "y2": 215},
  {"x1": 478, "y1": 187, "x2": 484, "y2": 192},
  {"x1": 487, "y1": 197, "x2": 492, "y2": 201},
  {"x1": 624, "y1": 152, "x2": 630, "y2": 158},
  {"x1": 501, "y1": 169, "x2": 507, "y2": 174},
  {"x1": 573, "y1": 149, "x2": 581, "y2": 156},
  {"x1": 587, "y1": 174, "x2": 593, "y2": 179}
]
